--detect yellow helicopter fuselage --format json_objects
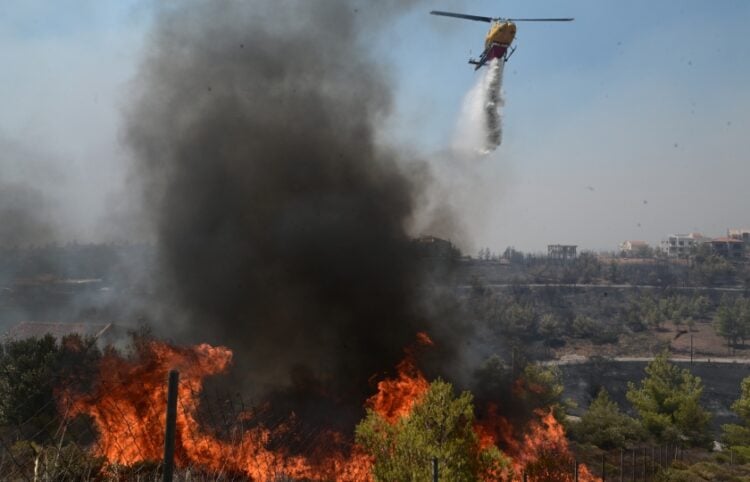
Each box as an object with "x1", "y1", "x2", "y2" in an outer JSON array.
[{"x1": 485, "y1": 20, "x2": 517, "y2": 49}]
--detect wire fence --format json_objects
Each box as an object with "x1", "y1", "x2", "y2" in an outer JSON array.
[
  {"x1": 0, "y1": 372, "x2": 280, "y2": 481},
  {"x1": 0, "y1": 391, "x2": 720, "y2": 482},
  {"x1": 0, "y1": 356, "x2": 395, "y2": 482},
  {"x1": 573, "y1": 444, "x2": 689, "y2": 482},
  {"x1": 0, "y1": 361, "x2": 741, "y2": 482}
]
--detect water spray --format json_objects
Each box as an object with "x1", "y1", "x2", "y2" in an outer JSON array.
[{"x1": 453, "y1": 58, "x2": 505, "y2": 156}]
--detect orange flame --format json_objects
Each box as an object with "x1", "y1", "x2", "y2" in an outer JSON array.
[
  {"x1": 366, "y1": 332, "x2": 431, "y2": 423},
  {"x1": 58, "y1": 339, "x2": 371, "y2": 480},
  {"x1": 58, "y1": 333, "x2": 598, "y2": 481},
  {"x1": 476, "y1": 407, "x2": 600, "y2": 481}
]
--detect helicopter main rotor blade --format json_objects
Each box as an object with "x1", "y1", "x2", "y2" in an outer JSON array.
[
  {"x1": 430, "y1": 10, "x2": 494, "y2": 23},
  {"x1": 506, "y1": 18, "x2": 575, "y2": 22}
]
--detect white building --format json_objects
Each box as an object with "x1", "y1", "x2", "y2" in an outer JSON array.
[
  {"x1": 660, "y1": 233, "x2": 706, "y2": 258},
  {"x1": 619, "y1": 240, "x2": 650, "y2": 256}
]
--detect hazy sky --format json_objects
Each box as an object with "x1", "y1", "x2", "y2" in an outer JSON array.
[{"x1": 1, "y1": 1, "x2": 748, "y2": 253}]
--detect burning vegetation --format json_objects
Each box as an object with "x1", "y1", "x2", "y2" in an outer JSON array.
[{"x1": 53, "y1": 333, "x2": 599, "y2": 481}]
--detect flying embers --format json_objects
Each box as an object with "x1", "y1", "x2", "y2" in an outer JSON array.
[{"x1": 430, "y1": 10, "x2": 574, "y2": 70}]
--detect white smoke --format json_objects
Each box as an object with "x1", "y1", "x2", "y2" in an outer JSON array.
[{"x1": 453, "y1": 58, "x2": 505, "y2": 156}]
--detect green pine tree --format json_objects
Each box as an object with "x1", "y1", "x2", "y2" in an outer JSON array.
[
  {"x1": 571, "y1": 388, "x2": 643, "y2": 449},
  {"x1": 626, "y1": 352, "x2": 711, "y2": 447},
  {"x1": 722, "y1": 376, "x2": 750, "y2": 461}
]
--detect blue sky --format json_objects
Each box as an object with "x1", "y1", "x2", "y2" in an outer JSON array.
[
  {"x1": 385, "y1": 0, "x2": 749, "y2": 146},
  {"x1": 0, "y1": 1, "x2": 748, "y2": 252},
  {"x1": 382, "y1": 0, "x2": 750, "y2": 252}
]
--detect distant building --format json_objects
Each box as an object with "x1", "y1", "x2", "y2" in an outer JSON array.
[
  {"x1": 3, "y1": 321, "x2": 129, "y2": 349},
  {"x1": 619, "y1": 240, "x2": 650, "y2": 256},
  {"x1": 660, "y1": 233, "x2": 706, "y2": 258},
  {"x1": 547, "y1": 244, "x2": 577, "y2": 260},
  {"x1": 709, "y1": 237, "x2": 745, "y2": 259},
  {"x1": 728, "y1": 228, "x2": 750, "y2": 244}
]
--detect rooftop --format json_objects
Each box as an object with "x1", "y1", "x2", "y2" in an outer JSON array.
[{"x1": 711, "y1": 237, "x2": 744, "y2": 244}]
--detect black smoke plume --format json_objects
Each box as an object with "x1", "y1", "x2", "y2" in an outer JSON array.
[{"x1": 127, "y1": 0, "x2": 457, "y2": 412}]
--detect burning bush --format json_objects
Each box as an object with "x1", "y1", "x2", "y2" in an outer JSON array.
[
  {"x1": 355, "y1": 379, "x2": 512, "y2": 481},
  {"x1": 39, "y1": 333, "x2": 602, "y2": 481}
]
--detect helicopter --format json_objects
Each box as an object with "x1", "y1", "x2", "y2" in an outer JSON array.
[{"x1": 430, "y1": 10, "x2": 574, "y2": 70}]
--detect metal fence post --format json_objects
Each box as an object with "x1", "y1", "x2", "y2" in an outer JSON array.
[
  {"x1": 651, "y1": 446, "x2": 655, "y2": 476},
  {"x1": 668, "y1": 443, "x2": 672, "y2": 467},
  {"x1": 690, "y1": 335, "x2": 694, "y2": 366},
  {"x1": 432, "y1": 457, "x2": 438, "y2": 482},
  {"x1": 620, "y1": 448, "x2": 624, "y2": 482},
  {"x1": 163, "y1": 370, "x2": 179, "y2": 482}
]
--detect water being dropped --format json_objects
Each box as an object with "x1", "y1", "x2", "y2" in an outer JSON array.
[
  {"x1": 484, "y1": 59, "x2": 504, "y2": 150},
  {"x1": 453, "y1": 58, "x2": 505, "y2": 156}
]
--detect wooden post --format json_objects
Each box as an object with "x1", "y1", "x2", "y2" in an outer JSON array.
[
  {"x1": 601, "y1": 453, "x2": 606, "y2": 482},
  {"x1": 631, "y1": 449, "x2": 635, "y2": 482},
  {"x1": 620, "y1": 448, "x2": 624, "y2": 482},
  {"x1": 642, "y1": 448, "x2": 646, "y2": 480},
  {"x1": 433, "y1": 457, "x2": 439, "y2": 482},
  {"x1": 574, "y1": 459, "x2": 579, "y2": 482},
  {"x1": 163, "y1": 370, "x2": 179, "y2": 482}
]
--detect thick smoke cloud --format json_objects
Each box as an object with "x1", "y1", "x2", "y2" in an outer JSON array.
[{"x1": 127, "y1": 0, "x2": 453, "y2": 401}]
